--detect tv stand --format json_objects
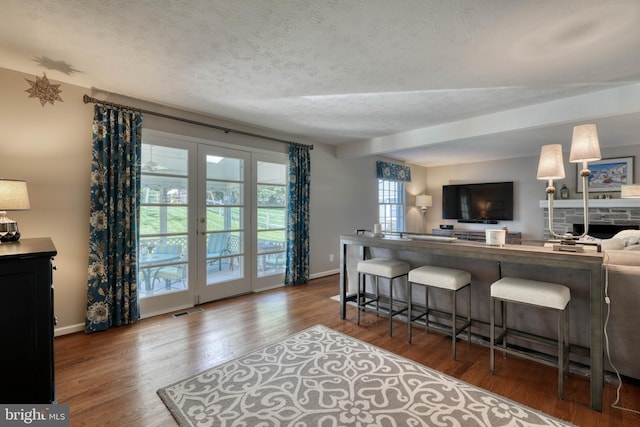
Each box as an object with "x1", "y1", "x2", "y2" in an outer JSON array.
[
  {"x1": 432, "y1": 229, "x2": 522, "y2": 244},
  {"x1": 457, "y1": 219, "x2": 498, "y2": 224}
]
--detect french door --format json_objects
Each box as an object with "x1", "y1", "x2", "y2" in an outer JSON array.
[
  {"x1": 138, "y1": 139, "x2": 195, "y2": 317},
  {"x1": 196, "y1": 144, "x2": 251, "y2": 302},
  {"x1": 138, "y1": 130, "x2": 286, "y2": 317}
]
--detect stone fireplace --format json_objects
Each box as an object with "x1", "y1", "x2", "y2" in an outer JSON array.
[
  {"x1": 540, "y1": 199, "x2": 640, "y2": 239},
  {"x1": 572, "y1": 223, "x2": 639, "y2": 239}
]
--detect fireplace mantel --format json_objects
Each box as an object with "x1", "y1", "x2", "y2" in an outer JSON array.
[{"x1": 538, "y1": 199, "x2": 640, "y2": 209}]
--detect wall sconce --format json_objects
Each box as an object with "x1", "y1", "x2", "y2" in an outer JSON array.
[
  {"x1": 416, "y1": 194, "x2": 432, "y2": 232},
  {"x1": 537, "y1": 124, "x2": 601, "y2": 243},
  {"x1": 0, "y1": 178, "x2": 31, "y2": 242},
  {"x1": 416, "y1": 195, "x2": 432, "y2": 217}
]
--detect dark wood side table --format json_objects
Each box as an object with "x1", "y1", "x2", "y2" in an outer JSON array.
[{"x1": 0, "y1": 238, "x2": 57, "y2": 403}]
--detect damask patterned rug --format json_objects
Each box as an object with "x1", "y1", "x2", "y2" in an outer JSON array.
[{"x1": 157, "y1": 325, "x2": 575, "y2": 427}]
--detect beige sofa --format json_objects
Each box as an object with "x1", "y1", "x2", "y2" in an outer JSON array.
[
  {"x1": 529, "y1": 229, "x2": 640, "y2": 380},
  {"x1": 598, "y1": 231, "x2": 640, "y2": 380}
]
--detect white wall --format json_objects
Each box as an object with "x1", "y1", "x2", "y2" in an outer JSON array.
[
  {"x1": 0, "y1": 67, "x2": 93, "y2": 335},
  {"x1": 404, "y1": 163, "x2": 430, "y2": 233},
  {"x1": 423, "y1": 157, "x2": 545, "y2": 240},
  {"x1": 309, "y1": 144, "x2": 378, "y2": 273}
]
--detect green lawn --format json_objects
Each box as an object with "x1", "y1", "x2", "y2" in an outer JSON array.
[{"x1": 140, "y1": 205, "x2": 285, "y2": 242}]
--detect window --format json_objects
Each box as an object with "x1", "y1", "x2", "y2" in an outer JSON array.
[
  {"x1": 378, "y1": 179, "x2": 405, "y2": 232},
  {"x1": 256, "y1": 161, "x2": 287, "y2": 277}
]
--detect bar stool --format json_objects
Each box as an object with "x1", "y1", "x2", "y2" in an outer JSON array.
[
  {"x1": 407, "y1": 266, "x2": 472, "y2": 360},
  {"x1": 490, "y1": 277, "x2": 571, "y2": 399},
  {"x1": 356, "y1": 258, "x2": 410, "y2": 336}
]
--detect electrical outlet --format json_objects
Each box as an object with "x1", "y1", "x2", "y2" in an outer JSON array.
[{"x1": 329, "y1": 254, "x2": 334, "y2": 262}]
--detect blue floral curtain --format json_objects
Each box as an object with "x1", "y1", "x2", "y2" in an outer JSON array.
[
  {"x1": 85, "y1": 105, "x2": 142, "y2": 333},
  {"x1": 285, "y1": 144, "x2": 311, "y2": 286},
  {"x1": 376, "y1": 160, "x2": 412, "y2": 182}
]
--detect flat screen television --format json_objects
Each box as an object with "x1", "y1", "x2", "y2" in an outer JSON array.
[{"x1": 442, "y1": 181, "x2": 514, "y2": 222}]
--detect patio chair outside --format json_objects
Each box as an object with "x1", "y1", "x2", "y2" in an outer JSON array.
[{"x1": 207, "y1": 233, "x2": 231, "y2": 270}]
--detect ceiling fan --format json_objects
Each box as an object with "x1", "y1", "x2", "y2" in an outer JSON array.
[{"x1": 142, "y1": 146, "x2": 168, "y2": 172}]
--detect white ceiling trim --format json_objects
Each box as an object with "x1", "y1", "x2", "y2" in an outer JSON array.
[{"x1": 337, "y1": 82, "x2": 640, "y2": 159}]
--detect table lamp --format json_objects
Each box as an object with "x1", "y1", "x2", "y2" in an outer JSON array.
[
  {"x1": 537, "y1": 144, "x2": 566, "y2": 239},
  {"x1": 569, "y1": 124, "x2": 601, "y2": 238},
  {"x1": 537, "y1": 124, "x2": 602, "y2": 244},
  {"x1": 0, "y1": 178, "x2": 30, "y2": 242}
]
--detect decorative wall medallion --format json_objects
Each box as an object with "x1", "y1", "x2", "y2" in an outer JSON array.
[{"x1": 25, "y1": 73, "x2": 63, "y2": 106}]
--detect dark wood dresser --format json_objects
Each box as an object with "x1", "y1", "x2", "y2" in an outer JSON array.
[{"x1": 0, "y1": 238, "x2": 57, "y2": 403}]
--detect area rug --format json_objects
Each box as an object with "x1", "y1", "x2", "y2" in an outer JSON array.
[{"x1": 157, "y1": 325, "x2": 575, "y2": 427}]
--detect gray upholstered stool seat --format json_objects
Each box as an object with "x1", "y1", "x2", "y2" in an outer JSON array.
[
  {"x1": 407, "y1": 266, "x2": 472, "y2": 360},
  {"x1": 490, "y1": 277, "x2": 571, "y2": 399},
  {"x1": 356, "y1": 258, "x2": 410, "y2": 336}
]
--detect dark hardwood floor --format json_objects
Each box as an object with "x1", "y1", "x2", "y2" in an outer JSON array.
[{"x1": 54, "y1": 274, "x2": 640, "y2": 426}]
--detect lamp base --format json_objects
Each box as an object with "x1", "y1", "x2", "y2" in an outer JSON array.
[
  {"x1": 552, "y1": 244, "x2": 584, "y2": 253},
  {"x1": 548, "y1": 237, "x2": 602, "y2": 253},
  {"x1": 0, "y1": 212, "x2": 21, "y2": 243}
]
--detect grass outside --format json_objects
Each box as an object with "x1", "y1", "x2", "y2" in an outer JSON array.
[{"x1": 140, "y1": 205, "x2": 285, "y2": 242}]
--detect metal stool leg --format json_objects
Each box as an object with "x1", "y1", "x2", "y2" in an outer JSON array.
[
  {"x1": 408, "y1": 281, "x2": 413, "y2": 343},
  {"x1": 356, "y1": 272, "x2": 362, "y2": 326},
  {"x1": 558, "y1": 309, "x2": 565, "y2": 400},
  {"x1": 389, "y1": 277, "x2": 394, "y2": 336},
  {"x1": 558, "y1": 309, "x2": 563, "y2": 399},
  {"x1": 451, "y1": 288, "x2": 457, "y2": 360},
  {"x1": 502, "y1": 300, "x2": 507, "y2": 358},
  {"x1": 564, "y1": 308, "x2": 571, "y2": 373},
  {"x1": 490, "y1": 296, "x2": 495, "y2": 374},
  {"x1": 424, "y1": 286, "x2": 430, "y2": 334},
  {"x1": 467, "y1": 285, "x2": 472, "y2": 344},
  {"x1": 375, "y1": 276, "x2": 380, "y2": 316}
]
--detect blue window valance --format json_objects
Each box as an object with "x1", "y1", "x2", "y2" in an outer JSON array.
[{"x1": 376, "y1": 161, "x2": 412, "y2": 182}]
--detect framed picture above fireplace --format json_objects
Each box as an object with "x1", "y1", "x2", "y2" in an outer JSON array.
[{"x1": 577, "y1": 156, "x2": 634, "y2": 193}]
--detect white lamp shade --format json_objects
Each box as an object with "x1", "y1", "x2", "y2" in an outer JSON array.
[
  {"x1": 621, "y1": 184, "x2": 640, "y2": 198},
  {"x1": 0, "y1": 179, "x2": 30, "y2": 210},
  {"x1": 415, "y1": 195, "x2": 432, "y2": 208},
  {"x1": 536, "y1": 144, "x2": 566, "y2": 180},
  {"x1": 569, "y1": 124, "x2": 601, "y2": 163}
]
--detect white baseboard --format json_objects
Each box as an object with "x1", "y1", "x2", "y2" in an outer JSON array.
[
  {"x1": 310, "y1": 269, "x2": 339, "y2": 279},
  {"x1": 55, "y1": 323, "x2": 85, "y2": 337},
  {"x1": 141, "y1": 303, "x2": 194, "y2": 320},
  {"x1": 253, "y1": 282, "x2": 284, "y2": 292}
]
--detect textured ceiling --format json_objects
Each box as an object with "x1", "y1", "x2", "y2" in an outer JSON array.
[{"x1": 2, "y1": 0, "x2": 640, "y2": 166}]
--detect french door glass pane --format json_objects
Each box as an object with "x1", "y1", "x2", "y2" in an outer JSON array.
[
  {"x1": 205, "y1": 156, "x2": 245, "y2": 284},
  {"x1": 206, "y1": 156, "x2": 243, "y2": 180},
  {"x1": 139, "y1": 144, "x2": 189, "y2": 298},
  {"x1": 140, "y1": 206, "x2": 188, "y2": 234},
  {"x1": 257, "y1": 162, "x2": 287, "y2": 277},
  {"x1": 257, "y1": 207, "x2": 286, "y2": 229}
]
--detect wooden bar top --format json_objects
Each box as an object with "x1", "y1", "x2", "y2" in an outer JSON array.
[{"x1": 340, "y1": 233, "x2": 603, "y2": 267}]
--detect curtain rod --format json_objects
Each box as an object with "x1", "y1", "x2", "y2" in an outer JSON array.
[{"x1": 82, "y1": 94, "x2": 313, "y2": 150}]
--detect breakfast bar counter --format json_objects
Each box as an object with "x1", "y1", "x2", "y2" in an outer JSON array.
[{"x1": 339, "y1": 233, "x2": 605, "y2": 411}]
